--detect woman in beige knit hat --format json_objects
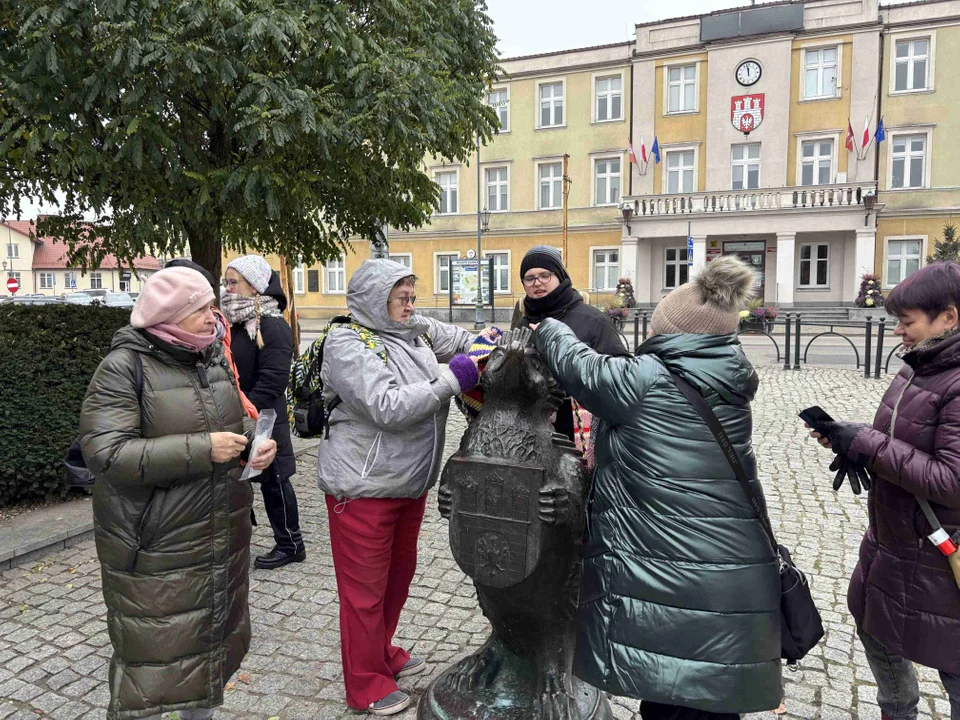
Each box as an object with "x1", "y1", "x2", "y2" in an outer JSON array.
[{"x1": 531, "y1": 256, "x2": 783, "y2": 720}]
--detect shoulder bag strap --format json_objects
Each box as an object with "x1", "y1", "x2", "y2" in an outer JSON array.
[{"x1": 667, "y1": 370, "x2": 779, "y2": 552}]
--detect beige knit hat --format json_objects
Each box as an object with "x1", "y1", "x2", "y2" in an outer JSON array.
[{"x1": 651, "y1": 255, "x2": 757, "y2": 335}]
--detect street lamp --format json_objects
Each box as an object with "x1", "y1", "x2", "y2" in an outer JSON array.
[
  {"x1": 620, "y1": 203, "x2": 634, "y2": 237},
  {"x1": 863, "y1": 189, "x2": 877, "y2": 227}
]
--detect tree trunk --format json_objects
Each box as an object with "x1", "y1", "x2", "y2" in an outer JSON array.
[{"x1": 185, "y1": 222, "x2": 223, "y2": 300}]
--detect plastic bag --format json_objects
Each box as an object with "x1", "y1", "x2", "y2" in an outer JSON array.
[{"x1": 240, "y1": 409, "x2": 277, "y2": 481}]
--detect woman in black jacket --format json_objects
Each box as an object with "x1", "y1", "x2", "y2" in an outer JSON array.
[
  {"x1": 510, "y1": 245, "x2": 628, "y2": 442},
  {"x1": 223, "y1": 255, "x2": 306, "y2": 569}
]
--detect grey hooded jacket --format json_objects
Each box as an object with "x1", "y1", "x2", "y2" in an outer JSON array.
[{"x1": 317, "y1": 260, "x2": 474, "y2": 499}]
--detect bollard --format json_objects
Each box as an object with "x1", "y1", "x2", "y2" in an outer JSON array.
[
  {"x1": 633, "y1": 313, "x2": 640, "y2": 351},
  {"x1": 793, "y1": 314, "x2": 802, "y2": 370},
  {"x1": 784, "y1": 313, "x2": 792, "y2": 371},
  {"x1": 641, "y1": 312, "x2": 649, "y2": 343},
  {"x1": 864, "y1": 317, "x2": 873, "y2": 379},
  {"x1": 875, "y1": 317, "x2": 885, "y2": 379}
]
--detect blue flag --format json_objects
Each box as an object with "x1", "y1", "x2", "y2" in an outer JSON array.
[
  {"x1": 874, "y1": 117, "x2": 885, "y2": 145},
  {"x1": 651, "y1": 137, "x2": 661, "y2": 164}
]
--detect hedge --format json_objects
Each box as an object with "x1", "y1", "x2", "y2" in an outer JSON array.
[{"x1": 0, "y1": 304, "x2": 130, "y2": 506}]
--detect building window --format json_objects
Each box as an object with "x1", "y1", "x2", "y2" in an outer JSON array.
[
  {"x1": 594, "y1": 158, "x2": 621, "y2": 206},
  {"x1": 307, "y1": 269, "x2": 319, "y2": 293},
  {"x1": 437, "y1": 254, "x2": 457, "y2": 294},
  {"x1": 886, "y1": 239, "x2": 922, "y2": 286},
  {"x1": 89, "y1": 272, "x2": 102, "y2": 289},
  {"x1": 389, "y1": 254, "x2": 411, "y2": 268},
  {"x1": 593, "y1": 250, "x2": 619, "y2": 291},
  {"x1": 664, "y1": 248, "x2": 690, "y2": 290},
  {"x1": 5, "y1": 243, "x2": 18, "y2": 259},
  {"x1": 325, "y1": 259, "x2": 346, "y2": 293},
  {"x1": 488, "y1": 88, "x2": 509, "y2": 131},
  {"x1": 731, "y1": 143, "x2": 760, "y2": 190},
  {"x1": 803, "y1": 47, "x2": 838, "y2": 99},
  {"x1": 891, "y1": 134, "x2": 926, "y2": 189},
  {"x1": 667, "y1": 64, "x2": 696, "y2": 113},
  {"x1": 485, "y1": 253, "x2": 510, "y2": 293},
  {"x1": 539, "y1": 162, "x2": 563, "y2": 209},
  {"x1": 595, "y1": 75, "x2": 622, "y2": 121},
  {"x1": 436, "y1": 171, "x2": 458, "y2": 214},
  {"x1": 665, "y1": 150, "x2": 695, "y2": 194},
  {"x1": 539, "y1": 82, "x2": 564, "y2": 128},
  {"x1": 6, "y1": 271, "x2": 20, "y2": 284},
  {"x1": 486, "y1": 167, "x2": 509, "y2": 212},
  {"x1": 119, "y1": 279, "x2": 131, "y2": 292},
  {"x1": 801, "y1": 139, "x2": 834, "y2": 186},
  {"x1": 64, "y1": 272, "x2": 77, "y2": 289},
  {"x1": 799, "y1": 244, "x2": 829, "y2": 287},
  {"x1": 293, "y1": 263, "x2": 305, "y2": 294},
  {"x1": 894, "y1": 38, "x2": 929, "y2": 92},
  {"x1": 39, "y1": 272, "x2": 55, "y2": 289}
]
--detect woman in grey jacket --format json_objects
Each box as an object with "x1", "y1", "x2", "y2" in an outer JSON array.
[{"x1": 317, "y1": 259, "x2": 482, "y2": 716}]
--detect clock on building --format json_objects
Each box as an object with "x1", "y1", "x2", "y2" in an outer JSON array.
[{"x1": 735, "y1": 60, "x2": 762, "y2": 87}]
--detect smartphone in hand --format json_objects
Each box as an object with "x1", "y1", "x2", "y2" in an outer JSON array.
[{"x1": 799, "y1": 405, "x2": 834, "y2": 430}]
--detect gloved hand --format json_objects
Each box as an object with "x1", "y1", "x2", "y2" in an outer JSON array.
[
  {"x1": 828, "y1": 454, "x2": 872, "y2": 495},
  {"x1": 818, "y1": 421, "x2": 869, "y2": 457}
]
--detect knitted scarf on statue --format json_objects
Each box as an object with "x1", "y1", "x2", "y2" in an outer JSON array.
[
  {"x1": 220, "y1": 293, "x2": 283, "y2": 348},
  {"x1": 454, "y1": 332, "x2": 501, "y2": 421}
]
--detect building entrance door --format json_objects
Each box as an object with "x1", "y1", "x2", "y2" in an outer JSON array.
[{"x1": 723, "y1": 240, "x2": 765, "y2": 299}]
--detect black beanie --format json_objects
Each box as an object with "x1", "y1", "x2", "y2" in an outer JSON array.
[{"x1": 520, "y1": 245, "x2": 569, "y2": 282}]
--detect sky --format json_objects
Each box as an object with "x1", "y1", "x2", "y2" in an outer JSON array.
[{"x1": 14, "y1": 0, "x2": 742, "y2": 219}]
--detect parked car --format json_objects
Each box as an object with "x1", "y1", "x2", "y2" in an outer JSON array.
[
  {"x1": 63, "y1": 292, "x2": 94, "y2": 305},
  {"x1": 11, "y1": 295, "x2": 60, "y2": 305},
  {"x1": 102, "y1": 292, "x2": 135, "y2": 310}
]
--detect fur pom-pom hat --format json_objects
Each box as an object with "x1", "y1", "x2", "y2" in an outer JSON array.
[{"x1": 651, "y1": 255, "x2": 756, "y2": 335}]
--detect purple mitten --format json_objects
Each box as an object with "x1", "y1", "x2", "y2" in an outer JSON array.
[{"x1": 448, "y1": 354, "x2": 480, "y2": 393}]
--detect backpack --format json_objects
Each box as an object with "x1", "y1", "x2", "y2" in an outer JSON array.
[
  {"x1": 64, "y1": 351, "x2": 144, "y2": 487},
  {"x1": 286, "y1": 315, "x2": 388, "y2": 439}
]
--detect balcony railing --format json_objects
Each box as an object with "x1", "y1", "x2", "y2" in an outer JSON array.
[{"x1": 626, "y1": 182, "x2": 876, "y2": 218}]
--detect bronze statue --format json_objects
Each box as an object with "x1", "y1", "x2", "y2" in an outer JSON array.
[{"x1": 420, "y1": 328, "x2": 611, "y2": 720}]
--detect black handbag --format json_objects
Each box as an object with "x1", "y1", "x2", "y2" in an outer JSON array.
[{"x1": 668, "y1": 371, "x2": 825, "y2": 666}]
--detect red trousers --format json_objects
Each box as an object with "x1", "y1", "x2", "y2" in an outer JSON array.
[{"x1": 325, "y1": 494, "x2": 427, "y2": 710}]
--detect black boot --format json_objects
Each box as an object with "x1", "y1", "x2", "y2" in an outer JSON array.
[
  {"x1": 255, "y1": 473, "x2": 305, "y2": 569},
  {"x1": 255, "y1": 546, "x2": 307, "y2": 569}
]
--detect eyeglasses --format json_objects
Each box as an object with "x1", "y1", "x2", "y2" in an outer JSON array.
[
  {"x1": 522, "y1": 271, "x2": 555, "y2": 287},
  {"x1": 222, "y1": 278, "x2": 239, "y2": 289},
  {"x1": 391, "y1": 295, "x2": 417, "y2": 307}
]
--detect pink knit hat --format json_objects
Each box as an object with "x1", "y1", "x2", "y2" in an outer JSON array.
[{"x1": 131, "y1": 267, "x2": 216, "y2": 329}]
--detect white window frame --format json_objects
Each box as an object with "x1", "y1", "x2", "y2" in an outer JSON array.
[
  {"x1": 488, "y1": 86, "x2": 510, "y2": 133},
  {"x1": 89, "y1": 272, "x2": 102, "y2": 290},
  {"x1": 883, "y1": 236, "x2": 926, "y2": 289},
  {"x1": 887, "y1": 128, "x2": 933, "y2": 190},
  {"x1": 6, "y1": 271, "x2": 20, "y2": 284},
  {"x1": 795, "y1": 133, "x2": 839, "y2": 186},
  {"x1": 890, "y1": 33, "x2": 936, "y2": 94},
  {"x1": 663, "y1": 62, "x2": 699, "y2": 115},
  {"x1": 592, "y1": 153, "x2": 623, "y2": 207},
  {"x1": 293, "y1": 262, "x2": 305, "y2": 294},
  {"x1": 323, "y1": 258, "x2": 346, "y2": 295},
  {"x1": 731, "y1": 143, "x2": 761, "y2": 190},
  {"x1": 663, "y1": 246, "x2": 690, "y2": 290},
  {"x1": 434, "y1": 251, "x2": 461, "y2": 296},
  {"x1": 590, "y1": 246, "x2": 621, "y2": 292},
  {"x1": 39, "y1": 272, "x2": 55, "y2": 289},
  {"x1": 801, "y1": 45, "x2": 841, "y2": 101},
  {"x1": 5, "y1": 243, "x2": 18, "y2": 259},
  {"x1": 661, "y1": 145, "x2": 698, "y2": 194},
  {"x1": 797, "y1": 243, "x2": 830, "y2": 289},
  {"x1": 535, "y1": 159, "x2": 565, "y2": 210},
  {"x1": 535, "y1": 78, "x2": 566, "y2": 129},
  {"x1": 64, "y1": 271, "x2": 77, "y2": 289},
  {"x1": 483, "y1": 250, "x2": 512, "y2": 294},
  {"x1": 592, "y1": 71, "x2": 625, "y2": 123},
  {"x1": 388, "y1": 253, "x2": 413, "y2": 270},
  {"x1": 434, "y1": 168, "x2": 460, "y2": 215},
  {"x1": 484, "y1": 164, "x2": 510, "y2": 213}
]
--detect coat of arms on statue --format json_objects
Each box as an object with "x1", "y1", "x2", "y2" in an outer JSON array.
[{"x1": 731, "y1": 93, "x2": 764, "y2": 134}]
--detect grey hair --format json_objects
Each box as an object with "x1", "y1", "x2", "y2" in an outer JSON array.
[{"x1": 392, "y1": 274, "x2": 417, "y2": 289}]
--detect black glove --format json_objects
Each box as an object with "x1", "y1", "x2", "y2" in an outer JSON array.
[
  {"x1": 819, "y1": 421, "x2": 869, "y2": 457},
  {"x1": 828, "y1": 454, "x2": 872, "y2": 495}
]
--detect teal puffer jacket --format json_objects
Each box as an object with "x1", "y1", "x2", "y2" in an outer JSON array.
[{"x1": 535, "y1": 320, "x2": 782, "y2": 714}]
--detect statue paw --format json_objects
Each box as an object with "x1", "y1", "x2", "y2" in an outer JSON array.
[
  {"x1": 534, "y1": 672, "x2": 576, "y2": 720},
  {"x1": 438, "y1": 485, "x2": 453, "y2": 519},
  {"x1": 441, "y1": 642, "x2": 501, "y2": 692},
  {"x1": 538, "y1": 487, "x2": 570, "y2": 526}
]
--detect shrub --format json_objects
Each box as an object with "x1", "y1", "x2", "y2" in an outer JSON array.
[
  {"x1": 854, "y1": 273, "x2": 885, "y2": 308},
  {"x1": 0, "y1": 304, "x2": 130, "y2": 505}
]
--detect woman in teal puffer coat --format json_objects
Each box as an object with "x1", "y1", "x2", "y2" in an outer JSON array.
[{"x1": 532, "y1": 256, "x2": 781, "y2": 720}]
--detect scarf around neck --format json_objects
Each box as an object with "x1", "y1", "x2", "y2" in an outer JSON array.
[
  {"x1": 220, "y1": 293, "x2": 282, "y2": 341},
  {"x1": 897, "y1": 325, "x2": 960, "y2": 359},
  {"x1": 522, "y1": 279, "x2": 583, "y2": 324},
  {"x1": 145, "y1": 322, "x2": 217, "y2": 353}
]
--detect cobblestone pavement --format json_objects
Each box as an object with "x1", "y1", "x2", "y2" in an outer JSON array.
[{"x1": 0, "y1": 366, "x2": 953, "y2": 719}]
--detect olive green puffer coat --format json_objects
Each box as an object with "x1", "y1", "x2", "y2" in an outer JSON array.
[
  {"x1": 535, "y1": 321, "x2": 782, "y2": 714},
  {"x1": 80, "y1": 326, "x2": 255, "y2": 719}
]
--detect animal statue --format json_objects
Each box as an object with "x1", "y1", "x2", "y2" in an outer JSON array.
[{"x1": 418, "y1": 328, "x2": 611, "y2": 720}]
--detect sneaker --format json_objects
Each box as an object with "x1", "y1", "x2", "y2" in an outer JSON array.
[
  {"x1": 254, "y1": 546, "x2": 306, "y2": 570},
  {"x1": 368, "y1": 690, "x2": 411, "y2": 716},
  {"x1": 396, "y1": 656, "x2": 427, "y2": 678}
]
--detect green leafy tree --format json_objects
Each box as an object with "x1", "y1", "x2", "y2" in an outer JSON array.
[
  {"x1": 0, "y1": 0, "x2": 500, "y2": 277},
  {"x1": 927, "y1": 223, "x2": 960, "y2": 264}
]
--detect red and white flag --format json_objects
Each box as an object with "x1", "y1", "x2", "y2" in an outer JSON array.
[
  {"x1": 628, "y1": 142, "x2": 639, "y2": 168},
  {"x1": 639, "y1": 136, "x2": 648, "y2": 164},
  {"x1": 845, "y1": 119, "x2": 856, "y2": 153},
  {"x1": 861, "y1": 116, "x2": 871, "y2": 153}
]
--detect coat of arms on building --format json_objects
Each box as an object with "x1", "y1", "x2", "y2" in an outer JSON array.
[
  {"x1": 447, "y1": 456, "x2": 543, "y2": 589},
  {"x1": 731, "y1": 93, "x2": 764, "y2": 133}
]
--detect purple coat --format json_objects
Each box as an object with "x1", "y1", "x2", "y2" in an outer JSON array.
[{"x1": 847, "y1": 332, "x2": 960, "y2": 673}]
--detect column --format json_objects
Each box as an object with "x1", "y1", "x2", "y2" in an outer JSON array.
[
  {"x1": 635, "y1": 239, "x2": 653, "y2": 305},
  {"x1": 620, "y1": 235, "x2": 638, "y2": 283},
  {"x1": 852, "y1": 228, "x2": 877, "y2": 294},
  {"x1": 776, "y1": 231, "x2": 796, "y2": 307},
  {"x1": 691, "y1": 234, "x2": 707, "y2": 273}
]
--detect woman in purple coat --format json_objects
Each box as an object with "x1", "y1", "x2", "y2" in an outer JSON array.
[{"x1": 810, "y1": 261, "x2": 960, "y2": 720}]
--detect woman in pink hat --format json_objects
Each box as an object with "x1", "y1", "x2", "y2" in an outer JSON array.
[{"x1": 80, "y1": 266, "x2": 277, "y2": 720}]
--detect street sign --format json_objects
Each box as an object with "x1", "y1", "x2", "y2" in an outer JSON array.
[
  {"x1": 6, "y1": 277, "x2": 19, "y2": 294},
  {"x1": 687, "y1": 236, "x2": 694, "y2": 267}
]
